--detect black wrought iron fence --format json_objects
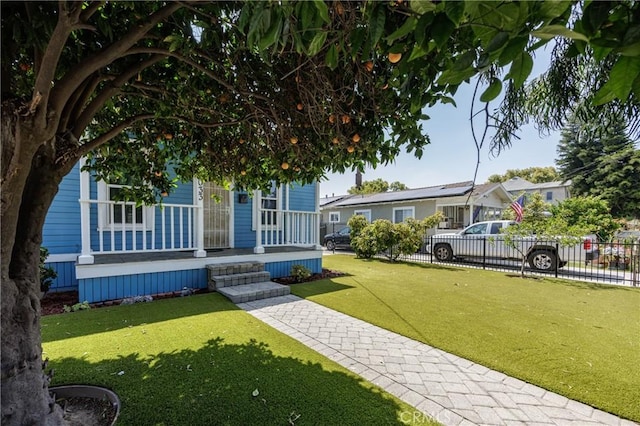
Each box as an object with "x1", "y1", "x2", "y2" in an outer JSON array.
[{"x1": 394, "y1": 236, "x2": 640, "y2": 287}]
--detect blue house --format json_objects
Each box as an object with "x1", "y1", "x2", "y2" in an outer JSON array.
[{"x1": 42, "y1": 158, "x2": 323, "y2": 303}]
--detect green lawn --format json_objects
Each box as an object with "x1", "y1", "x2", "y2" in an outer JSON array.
[
  {"x1": 291, "y1": 255, "x2": 640, "y2": 422},
  {"x1": 42, "y1": 293, "x2": 435, "y2": 425}
]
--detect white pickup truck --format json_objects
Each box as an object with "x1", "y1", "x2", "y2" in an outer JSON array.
[{"x1": 424, "y1": 220, "x2": 597, "y2": 271}]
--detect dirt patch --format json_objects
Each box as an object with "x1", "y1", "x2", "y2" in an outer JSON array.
[
  {"x1": 58, "y1": 396, "x2": 117, "y2": 426},
  {"x1": 41, "y1": 291, "x2": 79, "y2": 316},
  {"x1": 272, "y1": 268, "x2": 346, "y2": 285}
]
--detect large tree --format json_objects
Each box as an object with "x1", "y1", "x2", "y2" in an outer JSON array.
[
  {"x1": 2, "y1": 1, "x2": 639, "y2": 424},
  {"x1": 556, "y1": 111, "x2": 640, "y2": 218},
  {"x1": 347, "y1": 178, "x2": 408, "y2": 194},
  {"x1": 487, "y1": 166, "x2": 560, "y2": 183}
]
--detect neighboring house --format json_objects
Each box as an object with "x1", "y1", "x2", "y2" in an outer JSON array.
[
  {"x1": 502, "y1": 177, "x2": 571, "y2": 204},
  {"x1": 42, "y1": 159, "x2": 323, "y2": 303},
  {"x1": 319, "y1": 181, "x2": 512, "y2": 235}
]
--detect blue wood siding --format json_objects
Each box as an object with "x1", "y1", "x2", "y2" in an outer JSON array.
[
  {"x1": 265, "y1": 258, "x2": 322, "y2": 278},
  {"x1": 233, "y1": 182, "x2": 317, "y2": 248},
  {"x1": 287, "y1": 182, "x2": 317, "y2": 212},
  {"x1": 43, "y1": 163, "x2": 81, "y2": 254},
  {"x1": 78, "y1": 269, "x2": 208, "y2": 303},
  {"x1": 45, "y1": 261, "x2": 78, "y2": 292}
]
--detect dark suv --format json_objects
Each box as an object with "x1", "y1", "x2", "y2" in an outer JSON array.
[{"x1": 323, "y1": 227, "x2": 351, "y2": 250}]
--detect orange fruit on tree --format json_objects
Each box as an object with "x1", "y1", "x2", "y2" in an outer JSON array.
[
  {"x1": 239, "y1": 138, "x2": 245, "y2": 144},
  {"x1": 341, "y1": 115, "x2": 351, "y2": 124},
  {"x1": 332, "y1": 137, "x2": 339, "y2": 144},
  {"x1": 240, "y1": 170, "x2": 246, "y2": 176},
  {"x1": 364, "y1": 61, "x2": 374, "y2": 72},
  {"x1": 388, "y1": 52, "x2": 402, "y2": 63},
  {"x1": 352, "y1": 133, "x2": 360, "y2": 143},
  {"x1": 290, "y1": 137, "x2": 298, "y2": 144},
  {"x1": 328, "y1": 114, "x2": 336, "y2": 124},
  {"x1": 161, "y1": 191, "x2": 169, "y2": 197},
  {"x1": 281, "y1": 162, "x2": 290, "y2": 170},
  {"x1": 347, "y1": 145, "x2": 355, "y2": 153},
  {"x1": 164, "y1": 133, "x2": 173, "y2": 140},
  {"x1": 296, "y1": 103, "x2": 304, "y2": 110}
]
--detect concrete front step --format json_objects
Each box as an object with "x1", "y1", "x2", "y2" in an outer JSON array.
[
  {"x1": 206, "y1": 261, "x2": 264, "y2": 278},
  {"x1": 208, "y1": 271, "x2": 272, "y2": 290},
  {"x1": 217, "y1": 281, "x2": 290, "y2": 304}
]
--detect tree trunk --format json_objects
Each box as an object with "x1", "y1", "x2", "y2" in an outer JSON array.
[{"x1": 1, "y1": 102, "x2": 67, "y2": 425}]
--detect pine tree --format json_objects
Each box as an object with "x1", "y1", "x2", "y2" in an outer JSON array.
[{"x1": 556, "y1": 113, "x2": 639, "y2": 218}]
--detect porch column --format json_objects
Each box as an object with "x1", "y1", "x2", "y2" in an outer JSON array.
[
  {"x1": 254, "y1": 190, "x2": 264, "y2": 253},
  {"x1": 314, "y1": 181, "x2": 322, "y2": 250},
  {"x1": 78, "y1": 157, "x2": 94, "y2": 265},
  {"x1": 193, "y1": 179, "x2": 207, "y2": 258}
]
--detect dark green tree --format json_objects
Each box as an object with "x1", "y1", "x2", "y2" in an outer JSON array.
[
  {"x1": 556, "y1": 112, "x2": 640, "y2": 218},
  {"x1": 347, "y1": 178, "x2": 408, "y2": 194},
  {"x1": 487, "y1": 167, "x2": 560, "y2": 183}
]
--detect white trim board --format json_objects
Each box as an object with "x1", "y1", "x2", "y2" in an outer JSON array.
[{"x1": 76, "y1": 250, "x2": 323, "y2": 279}]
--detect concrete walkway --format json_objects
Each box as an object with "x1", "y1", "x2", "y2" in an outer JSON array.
[{"x1": 238, "y1": 295, "x2": 637, "y2": 426}]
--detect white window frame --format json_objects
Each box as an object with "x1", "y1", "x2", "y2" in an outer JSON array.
[
  {"x1": 328, "y1": 211, "x2": 340, "y2": 223},
  {"x1": 97, "y1": 181, "x2": 154, "y2": 231},
  {"x1": 353, "y1": 209, "x2": 371, "y2": 222},
  {"x1": 252, "y1": 183, "x2": 282, "y2": 230},
  {"x1": 393, "y1": 206, "x2": 415, "y2": 223}
]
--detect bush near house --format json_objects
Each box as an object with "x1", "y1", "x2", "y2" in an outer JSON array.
[{"x1": 348, "y1": 213, "x2": 443, "y2": 261}]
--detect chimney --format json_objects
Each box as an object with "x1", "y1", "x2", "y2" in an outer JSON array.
[{"x1": 355, "y1": 171, "x2": 362, "y2": 189}]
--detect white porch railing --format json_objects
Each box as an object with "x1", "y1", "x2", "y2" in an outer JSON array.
[
  {"x1": 80, "y1": 199, "x2": 201, "y2": 256},
  {"x1": 255, "y1": 209, "x2": 321, "y2": 253}
]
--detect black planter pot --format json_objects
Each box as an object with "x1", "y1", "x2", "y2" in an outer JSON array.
[{"x1": 49, "y1": 385, "x2": 120, "y2": 425}]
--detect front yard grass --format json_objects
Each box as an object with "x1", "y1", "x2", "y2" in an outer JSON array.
[
  {"x1": 291, "y1": 255, "x2": 640, "y2": 422},
  {"x1": 42, "y1": 293, "x2": 434, "y2": 425}
]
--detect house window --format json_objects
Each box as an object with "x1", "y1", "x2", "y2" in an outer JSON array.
[
  {"x1": 353, "y1": 209, "x2": 371, "y2": 222},
  {"x1": 253, "y1": 182, "x2": 281, "y2": 229},
  {"x1": 109, "y1": 186, "x2": 143, "y2": 225},
  {"x1": 98, "y1": 182, "x2": 153, "y2": 230},
  {"x1": 329, "y1": 212, "x2": 340, "y2": 223},
  {"x1": 393, "y1": 206, "x2": 415, "y2": 223},
  {"x1": 546, "y1": 191, "x2": 553, "y2": 201}
]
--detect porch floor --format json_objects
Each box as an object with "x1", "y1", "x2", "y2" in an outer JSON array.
[{"x1": 90, "y1": 246, "x2": 318, "y2": 265}]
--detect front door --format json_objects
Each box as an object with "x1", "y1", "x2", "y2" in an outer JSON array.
[{"x1": 202, "y1": 182, "x2": 230, "y2": 249}]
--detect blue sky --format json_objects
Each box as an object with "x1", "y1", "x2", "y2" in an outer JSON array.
[{"x1": 319, "y1": 48, "x2": 560, "y2": 197}]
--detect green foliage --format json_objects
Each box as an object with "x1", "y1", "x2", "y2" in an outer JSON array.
[
  {"x1": 550, "y1": 196, "x2": 620, "y2": 241},
  {"x1": 556, "y1": 111, "x2": 640, "y2": 218},
  {"x1": 349, "y1": 213, "x2": 443, "y2": 261},
  {"x1": 502, "y1": 193, "x2": 590, "y2": 275},
  {"x1": 486, "y1": 167, "x2": 560, "y2": 183},
  {"x1": 62, "y1": 301, "x2": 91, "y2": 313},
  {"x1": 39, "y1": 247, "x2": 57, "y2": 295},
  {"x1": 348, "y1": 179, "x2": 409, "y2": 195},
  {"x1": 290, "y1": 264, "x2": 312, "y2": 283},
  {"x1": 347, "y1": 214, "x2": 369, "y2": 237}
]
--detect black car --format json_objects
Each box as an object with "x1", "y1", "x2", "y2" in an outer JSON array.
[{"x1": 324, "y1": 226, "x2": 351, "y2": 250}]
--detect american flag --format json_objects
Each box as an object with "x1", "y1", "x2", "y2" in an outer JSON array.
[{"x1": 511, "y1": 196, "x2": 524, "y2": 223}]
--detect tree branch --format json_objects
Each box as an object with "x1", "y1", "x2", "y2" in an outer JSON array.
[
  {"x1": 74, "y1": 54, "x2": 167, "y2": 136},
  {"x1": 76, "y1": 113, "x2": 156, "y2": 157},
  {"x1": 50, "y1": 2, "x2": 183, "y2": 117}
]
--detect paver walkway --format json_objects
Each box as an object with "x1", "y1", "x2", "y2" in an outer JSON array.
[{"x1": 238, "y1": 295, "x2": 637, "y2": 426}]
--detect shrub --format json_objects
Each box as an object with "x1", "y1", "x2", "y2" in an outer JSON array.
[
  {"x1": 40, "y1": 247, "x2": 57, "y2": 295},
  {"x1": 290, "y1": 264, "x2": 312, "y2": 283},
  {"x1": 63, "y1": 301, "x2": 91, "y2": 313},
  {"x1": 347, "y1": 214, "x2": 368, "y2": 238},
  {"x1": 350, "y1": 224, "x2": 381, "y2": 258}
]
